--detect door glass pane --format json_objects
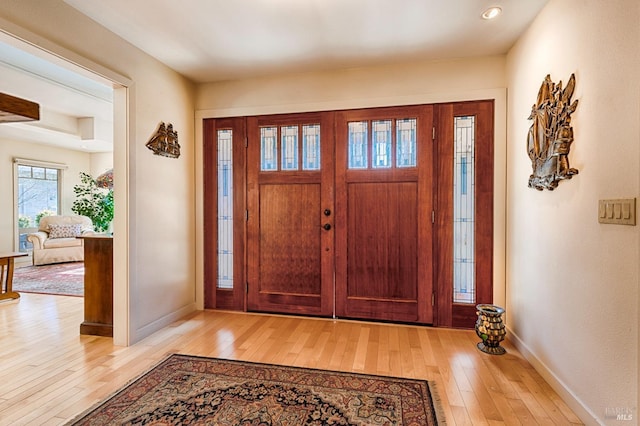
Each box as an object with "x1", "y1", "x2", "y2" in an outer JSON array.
[
  {"x1": 260, "y1": 126, "x2": 278, "y2": 171},
  {"x1": 453, "y1": 116, "x2": 475, "y2": 303},
  {"x1": 217, "y1": 129, "x2": 233, "y2": 289},
  {"x1": 348, "y1": 121, "x2": 368, "y2": 169},
  {"x1": 372, "y1": 120, "x2": 392, "y2": 168},
  {"x1": 281, "y1": 125, "x2": 299, "y2": 171},
  {"x1": 396, "y1": 118, "x2": 417, "y2": 167},
  {"x1": 17, "y1": 164, "x2": 60, "y2": 253},
  {"x1": 302, "y1": 124, "x2": 321, "y2": 170}
]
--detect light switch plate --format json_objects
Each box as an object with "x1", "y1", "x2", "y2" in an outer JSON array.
[{"x1": 598, "y1": 198, "x2": 636, "y2": 225}]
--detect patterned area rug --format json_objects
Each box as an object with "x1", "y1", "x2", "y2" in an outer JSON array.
[
  {"x1": 68, "y1": 354, "x2": 445, "y2": 425},
  {"x1": 12, "y1": 261, "x2": 84, "y2": 297}
]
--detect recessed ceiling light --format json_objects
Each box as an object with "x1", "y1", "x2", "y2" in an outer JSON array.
[{"x1": 482, "y1": 6, "x2": 502, "y2": 20}]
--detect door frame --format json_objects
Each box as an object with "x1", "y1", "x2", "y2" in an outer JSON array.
[{"x1": 198, "y1": 92, "x2": 506, "y2": 328}]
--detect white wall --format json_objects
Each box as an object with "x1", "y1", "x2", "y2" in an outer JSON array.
[
  {"x1": 0, "y1": 138, "x2": 91, "y2": 251},
  {"x1": 90, "y1": 152, "x2": 113, "y2": 179},
  {"x1": 506, "y1": 0, "x2": 639, "y2": 424},
  {"x1": 195, "y1": 56, "x2": 509, "y2": 311},
  {"x1": 0, "y1": 0, "x2": 197, "y2": 345}
]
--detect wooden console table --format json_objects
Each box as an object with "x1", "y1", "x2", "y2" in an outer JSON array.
[
  {"x1": 0, "y1": 252, "x2": 27, "y2": 301},
  {"x1": 78, "y1": 235, "x2": 113, "y2": 337}
]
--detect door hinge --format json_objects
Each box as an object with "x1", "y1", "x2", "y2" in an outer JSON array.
[
  {"x1": 245, "y1": 137, "x2": 248, "y2": 148},
  {"x1": 431, "y1": 292, "x2": 435, "y2": 306},
  {"x1": 246, "y1": 282, "x2": 249, "y2": 294},
  {"x1": 245, "y1": 210, "x2": 249, "y2": 221},
  {"x1": 431, "y1": 210, "x2": 435, "y2": 223},
  {"x1": 432, "y1": 127, "x2": 435, "y2": 140}
]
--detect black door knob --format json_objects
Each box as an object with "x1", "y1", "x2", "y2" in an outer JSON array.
[
  {"x1": 323, "y1": 223, "x2": 331, "y2": 231},
  {"x1": 324, "y1": 209, "x2": 331, "y2": 216}
]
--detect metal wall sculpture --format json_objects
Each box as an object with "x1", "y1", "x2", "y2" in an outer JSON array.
[
  {"x1": 527, "y1": 73, "x2": 579, "y2": 190},
  {"x1": 146, "y1": 122, "x2": 181, "y2": 159}
]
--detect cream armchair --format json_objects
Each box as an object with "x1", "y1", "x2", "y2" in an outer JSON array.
[{"x1": 27, "y1": 215, "x2": 95, "y2": 266}]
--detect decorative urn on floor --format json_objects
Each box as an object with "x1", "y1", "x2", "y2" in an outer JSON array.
[{"x1": 475, "y1": 304, "x2": 506, "y2": 355}]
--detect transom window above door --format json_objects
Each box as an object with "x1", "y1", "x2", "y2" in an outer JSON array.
[
  {"x1": 260, "y1": 124, "x2": 321, "y2": 171},
  {"x1": 348, "y1": 118, "x2": 417, "y2": 169}
]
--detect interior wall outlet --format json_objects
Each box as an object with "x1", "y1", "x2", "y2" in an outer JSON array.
[{"x1": 598, "y1": 198, "x2": 636, "y2": 225}]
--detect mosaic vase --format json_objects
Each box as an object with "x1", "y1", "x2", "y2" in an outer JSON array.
[{"x1": 475, "y1": 304, "x2": 506, "y2": 355}]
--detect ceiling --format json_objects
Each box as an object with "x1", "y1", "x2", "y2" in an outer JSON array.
[{"x1": 0, "y1": 0, "x2": 548, "y2": 152}]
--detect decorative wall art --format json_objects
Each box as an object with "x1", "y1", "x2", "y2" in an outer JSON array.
[
  {"x1": 527, "y1": 73, "x2": 579, "y2": 190},
  {"x1": 146, "y1": 122, "x2": 181, "y2": 158}
]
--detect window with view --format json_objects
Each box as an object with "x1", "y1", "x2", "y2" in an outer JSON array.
[{"x1": 15, "y1": 163, "x2": 63, "y2": 253}]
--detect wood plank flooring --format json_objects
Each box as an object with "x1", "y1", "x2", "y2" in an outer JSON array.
[{"x1": 0, "y1": 293, "x2": 583, "y2": 425}]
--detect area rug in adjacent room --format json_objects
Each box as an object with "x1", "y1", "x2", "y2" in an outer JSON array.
[
  {"x1": 12, "y1": 261, "x2": 84, "y2": 297},
  {"x1": 68, "y1": 354, "x2": 445, "y2": 425}
]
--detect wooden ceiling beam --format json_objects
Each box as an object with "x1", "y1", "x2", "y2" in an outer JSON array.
[{"x1": 0, "y1": 93, "x2": 40, "y2": 123}]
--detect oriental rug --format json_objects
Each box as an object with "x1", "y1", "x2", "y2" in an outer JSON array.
[
  {"x1": 12, "y1": 261, "x2": 84, "y2": 297},
  {"x1": 68, "y1": 354, "x2": 445, "y2": 425}
]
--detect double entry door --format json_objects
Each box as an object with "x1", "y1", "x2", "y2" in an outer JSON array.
[{"x1": 204, "y1": 101, "x2": 493, "y2": 327}]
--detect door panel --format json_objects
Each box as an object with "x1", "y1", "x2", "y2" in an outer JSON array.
[
  {"x1": 335, "y1": 106, "x2": 434, "y2": 323},
  {"x1": 258, "y1": 184, "x2": 321, "y2": 299},
  {"x1": 246, "y1": 112, "x2": 334, "y2": 316},
  {"x1": 345, "y1": 182, "x2": 419, "y2": 321}
]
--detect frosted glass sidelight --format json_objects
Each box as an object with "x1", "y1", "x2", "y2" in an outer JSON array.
[
  {"x1": 302, "y1": 124, "x2": 321, "y2": 170},
  {"x1": 260, "y1": 127, "x2": 278, "y2": 171},
  {"x1": 453, "y1": 116, "x2": 475, "y2": 303},
  {"x1": 217, "y1": 129, "x2": 234, "y2": 289},
  {"x1": 396, "y1": 118, "x2": 417, "y2": 167},
  {"x1": 372, "y1": 120, "x2": 392, "y2": 168},
  {"x1": 348, "y1": 121, "x2": 368, "y2": 169},
  {"x1": 281, "y1": 125, "x2": 299, "y2": 170}
]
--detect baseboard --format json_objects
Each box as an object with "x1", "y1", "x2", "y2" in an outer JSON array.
[
  {"x1": 131, "y1": 302, "x2": 198, "y2": 344},
  {"x1": 506, "y1": 327, "x2": 602, "y2": 426}
]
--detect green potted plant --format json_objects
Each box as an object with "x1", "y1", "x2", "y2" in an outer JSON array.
[{"x1": 71, "y1": 172, "x2": 114, "y2": 233}]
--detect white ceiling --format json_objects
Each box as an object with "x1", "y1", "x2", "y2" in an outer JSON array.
[
  {"x1": 0, "y1": 40, "x2": 114, "y2": 152},
  {"x1": 1, "y1": 0, "x2": 548, "y2": 151}
]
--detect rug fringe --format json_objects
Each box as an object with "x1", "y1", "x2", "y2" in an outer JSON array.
[{"x1": 428, "y1": 381, "x2": 448, "y2": 425}]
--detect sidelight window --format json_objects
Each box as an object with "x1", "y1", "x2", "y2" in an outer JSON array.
[
  {"x1": 453, "y1": 116, "x2": 475, "y2": 303},
  {"x1": 217, "y1": 129, "x2": 234, "y2": 289}
]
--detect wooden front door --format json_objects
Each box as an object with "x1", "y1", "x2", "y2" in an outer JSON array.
[
  {"x1": 205, "y1": 101, "x2": 494, "y2": 327},
  {"x1": 246, "y1": 112, "x2": 335, "y2": 316},
  {"x1": 334, "y1": 106, "x2": 434, "y2": 323}
]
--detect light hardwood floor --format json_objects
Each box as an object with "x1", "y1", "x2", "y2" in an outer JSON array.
[{"x1": 0, "y1": 293, "x2": 583, "y2": 425}]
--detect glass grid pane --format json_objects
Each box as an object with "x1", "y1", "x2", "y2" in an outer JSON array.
[
  {"x1": 372, "y1": 120, "x2": 392, "y2": 168},
  {"x1": 453, "y1": 116, "x2": 476, "y2": 303},
  {"x1": 260, "y1": 127, "x2": 278, "y2": 171},
  {"x1": 281, "y1": 125, "x2": 299, "y2": 170},
  {"x1": 396, "y1": 118, "x2": 417, "y2": 167},
  {"x1": 348, "y1": 121, "x2": 368, "y2": 169},
  {"x1": 217, "y1": 129, "x2": 234, "y2": 289},
  {"x1": 302, "y1": 124, "x2": 321, "y2": 170}
]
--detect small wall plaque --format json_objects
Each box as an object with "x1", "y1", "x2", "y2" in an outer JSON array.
[{"x1": 146, "y1": 122, "x2": 180, "y2": 159}]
